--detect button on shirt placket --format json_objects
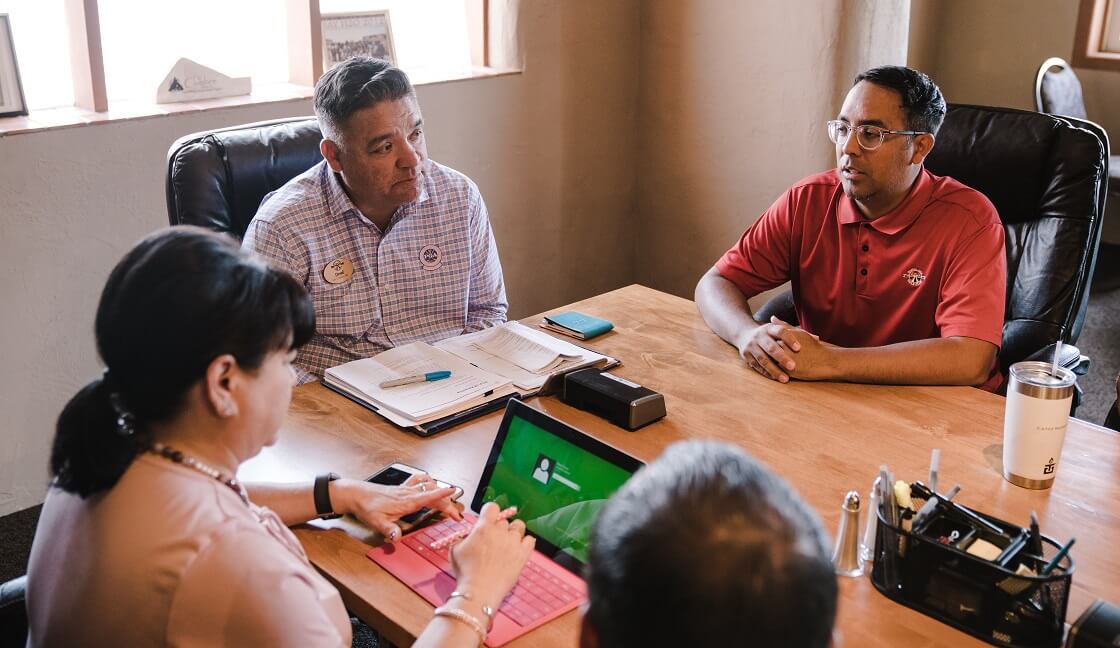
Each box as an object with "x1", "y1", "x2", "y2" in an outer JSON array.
[
  {"x1": 370, "y1": 204, "x2": 412, "y2": 346},
  {"x1": 857, "y1": 223, "x2": 871, "y2": 293},
  {"x1": 360, "y1": 217, "x2": 385, "y2": 346}
]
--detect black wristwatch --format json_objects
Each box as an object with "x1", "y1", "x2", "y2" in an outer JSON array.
[{"x1": 314, "y1": 472, "x2": 342, "y2": 519}]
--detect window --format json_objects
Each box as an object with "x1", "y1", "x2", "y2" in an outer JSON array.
[
  {"x1": 0, "y1": 0, "x2": 493, "y2": 122},
  {"x1": 1074, "y1": 0, "x2": 1120, "y2": 71},
  {"x1": 320, "y1": 0, "x2": 474, "y2": 84},
  {"x1": 0, "y1": 0, "x2": 74, "y2": 110},
  {"x1": 98, "y1": 0, "x2": 289, "y2": 103}
]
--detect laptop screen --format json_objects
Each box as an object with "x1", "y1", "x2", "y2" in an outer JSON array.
[{"x1": 472, "y1": 399, "x2": 644, "y2": 574}]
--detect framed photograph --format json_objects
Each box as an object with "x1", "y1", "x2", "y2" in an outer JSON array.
[
  {"x1": 322, "y1": 11, "x2": 397, "y2": 70},
  {"x1": 0, "y1": 14, "x2": 27, "y2": 117}
]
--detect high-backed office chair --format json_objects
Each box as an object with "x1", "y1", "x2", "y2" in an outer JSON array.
[
  {"x1": 755, "y1": 104, "x2": 1107, "y2": 401},
  {"x1": 165, "y1": 117, "x2": 323, "y2": 238},
  {"x1": 0, "y1": 575, "x2": 28, "y2": 647},
  {"x1": 1035, "y1": 57, "x2": 1089, "y2": 120},
  {"x1": 1107, "y1": 374, "x2": 1120, "y2": 431}
]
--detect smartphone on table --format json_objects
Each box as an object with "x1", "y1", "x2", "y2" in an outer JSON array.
[{"x1": 366, "y1": 462, "x2": 461, "y2": 528}]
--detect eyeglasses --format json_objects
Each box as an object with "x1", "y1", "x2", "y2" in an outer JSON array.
[{"x1": 826, "y1": 120, "x2": 929, "y2": 151}]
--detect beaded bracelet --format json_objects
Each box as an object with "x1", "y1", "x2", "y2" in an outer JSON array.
[{"x1": 433, "y1": 605, "x2": 487, "y2": 643}]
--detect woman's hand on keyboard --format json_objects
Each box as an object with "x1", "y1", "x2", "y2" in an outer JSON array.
[{"x1": 451, "y1": 502, "x2": 536, "y2": 611}]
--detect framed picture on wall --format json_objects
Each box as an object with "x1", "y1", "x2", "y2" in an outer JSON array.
[
  {"x1": 321, "y1": 11, "x2": 397, "y2": 71},
  {"x1": 0, "y1": 14, "x2": 27, "y2": 117}
]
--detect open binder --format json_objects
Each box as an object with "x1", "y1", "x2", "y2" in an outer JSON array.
[{"x1": 322, "y1": 322, "x2": 618, "y2": 436}]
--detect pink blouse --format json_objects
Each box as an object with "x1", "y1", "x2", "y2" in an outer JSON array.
[{"x1": 26, "y1": 454, "x2": 351, "y2": 646}]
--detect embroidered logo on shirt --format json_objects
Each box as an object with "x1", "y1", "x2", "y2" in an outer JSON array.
[
  {"x1": 903, "y1": 268, "x2": 926, "y2": 287},
  {"x1": 419, "y1": 244, "x2": 443, "y2": 271}
]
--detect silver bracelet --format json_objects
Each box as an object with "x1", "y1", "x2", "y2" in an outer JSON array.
[
  {"x1": 448, "y1": 590, "x2": 496, "y2": 627},
  {"x1": 433, "y1": 604, "x2": 487, "y2": 643}
]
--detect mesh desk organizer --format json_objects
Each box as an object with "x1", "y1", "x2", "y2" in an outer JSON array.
[{"x1": 871, "y1": 482, "x2": 1073, "y2": 648}]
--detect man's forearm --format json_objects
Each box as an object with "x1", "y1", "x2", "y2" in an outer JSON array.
[
  {"x1": 695, "y1": 268, "x2": 760, "y2": 349},
  {"x1": 825, "y1": 336, "x2": 996, "y2": 386}
]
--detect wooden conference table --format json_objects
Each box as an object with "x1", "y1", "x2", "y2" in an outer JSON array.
[{"x1": 240, "y1": 284, "x2": 1120, "y2": 647}]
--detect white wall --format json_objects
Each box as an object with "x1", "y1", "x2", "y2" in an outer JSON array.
[{"x1": 0, "y1": 1, "x2": 640, "y2": 516}]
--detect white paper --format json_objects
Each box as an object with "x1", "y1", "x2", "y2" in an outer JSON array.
[
  {"x1": 436, "y1": 322, "x2": 612, "y2": 391},
  {"x1": 324, "y1": 342, "x2": 510, "y2": 421},
  {"x1": 474, "y1": 324, "x2": 580, "y2": 373}
]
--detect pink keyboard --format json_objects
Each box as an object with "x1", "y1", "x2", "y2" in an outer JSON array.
[{"x1": 402, "y1": 516, "x2": 583, "y2": 626}]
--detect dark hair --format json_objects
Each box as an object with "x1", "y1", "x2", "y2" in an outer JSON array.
[
  {"x1": 586, "y1": 440, "x2": 837, "y2": 648},
  {"x1": 855, "y1": 65, "x2": 946, "y2": 135},
  {"x1": 51, "y1": 226, "x2": 314, "y2": 497},
  {"x1": 314, "y1": 56, "x2": 414, "y2": 141}
]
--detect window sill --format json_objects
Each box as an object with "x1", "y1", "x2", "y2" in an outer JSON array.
[{"x1": 0, "y1": 67, "x2": 520, "y2": 137}]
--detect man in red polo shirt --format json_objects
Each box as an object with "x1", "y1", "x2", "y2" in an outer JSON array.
[{"x1": 696, "y1": 66, "x2": 1005, "y2": 390}]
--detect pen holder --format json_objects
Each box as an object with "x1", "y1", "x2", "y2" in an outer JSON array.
[{"x1": 871, "y1": 498, "x2": 1073, "y2": 648}]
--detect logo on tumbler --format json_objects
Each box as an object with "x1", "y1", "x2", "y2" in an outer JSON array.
[{"x1": 1043, "y1": 458, "x2": 1056, "y2": 475}]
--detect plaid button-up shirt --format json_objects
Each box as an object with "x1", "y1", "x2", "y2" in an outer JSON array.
[{"x1": 242, "y1": 159, "x2": 507, "y2": 383}]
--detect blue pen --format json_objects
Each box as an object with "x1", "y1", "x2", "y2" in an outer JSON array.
[
  {"x1": 379, "y1": 370, "x2": 452, "y2": 388},
  {"x1": 1040, "y1": 537, "x2": 1075, "y2": 575}
]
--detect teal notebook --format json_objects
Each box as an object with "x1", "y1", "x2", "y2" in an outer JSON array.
[{"x1": 540, "y1": 311, "x2": 614, "y2": 340}]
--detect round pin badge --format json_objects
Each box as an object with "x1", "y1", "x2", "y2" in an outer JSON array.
[
  {"x1": 323, "y1": 258, "x2": 354, "y2": 284},
  {"x1": 419, "y1": 244, "x2": 443, "y2": 271}
]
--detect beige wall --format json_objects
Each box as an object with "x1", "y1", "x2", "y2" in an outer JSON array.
[
  {"x1": 635, "y1": 0, "x2": 910, "y2": 299},
  {"x1": 1, "y1": 0, "x2": 921, "y2": 514},
  {"x1": 0, "y1": 1, "x2": 639, "y2": 516},
  {"x1": 908, "y1": 0, "x2": 1120, "y2": 240}
]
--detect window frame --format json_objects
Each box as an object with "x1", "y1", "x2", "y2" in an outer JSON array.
[
  {"x1": 81, "y1": 0, "x2": 488, "y2": 109},
  {"x1": 1073, "y1": 0, "x2": 1120, "y2": 71}
]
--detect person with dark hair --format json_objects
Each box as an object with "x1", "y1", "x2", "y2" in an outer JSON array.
[
  {"x1": 582, "y1": 439, "x2": 837, "y2": 648},
  {"x1": 26, "y1": 227, "x2": 533, "y2": 647},
  {"x1": 242, "y1": 56, "x2": 507, "y2": 382},
  {"x1": 697, "y1": 65, "x2": 1005, "y2": 390}
]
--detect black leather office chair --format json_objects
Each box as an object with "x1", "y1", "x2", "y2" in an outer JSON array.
[
  {"x1": 755, "y1": 104, "x2": 1107, "y2": 400},
  {"x1": 1036, "y1": 57, "x2": 1120, "y2": 202},
  {"x1": 166, "y1": 117, "x2": 323, "y2": 238},
  {"x1": 0, "y1": 575, "x2": 27, "y2": 647},
  {"x1": 1106, "y1": 374, "x2": 1120, "y2": 431}
]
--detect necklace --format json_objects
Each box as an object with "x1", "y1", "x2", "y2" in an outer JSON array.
[{"x1": 148, "y1": 442, "x2": 249, "y2": 506}]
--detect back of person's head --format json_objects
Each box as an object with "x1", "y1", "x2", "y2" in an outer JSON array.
[
  {"x1": 855, "y1": 65, "x2": 946, "y2": 135},
  {"x1": 51, "y1": 226, "x2": 314, "y2": 498},
  {"x1": 314, "y1": 56, "x2": 414, "y2": 141},
  {"x1": 585, "y1": 440, "x2": 837, "y2": 648}
]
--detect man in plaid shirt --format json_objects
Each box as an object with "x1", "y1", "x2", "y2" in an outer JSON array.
[{"x1": 243, "y1": 57, "x2": 507, "y2": 382}]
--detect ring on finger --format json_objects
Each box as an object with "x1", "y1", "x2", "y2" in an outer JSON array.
[{"x1": 418, "y1": 482, "x2": 427, "y2": 492}]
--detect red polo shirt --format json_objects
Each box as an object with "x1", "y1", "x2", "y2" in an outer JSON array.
[{"x1": 715, "y1": 168, "x2": 1006, "y2": 390}]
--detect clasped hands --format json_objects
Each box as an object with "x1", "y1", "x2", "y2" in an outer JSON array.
[{"x1": 736, "y1": 316, "x2": 837, "y2": 382}]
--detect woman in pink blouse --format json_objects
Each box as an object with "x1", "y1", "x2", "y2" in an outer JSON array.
[{"x1": 26, "y1": 227, "x2": 532, "y2": 647}]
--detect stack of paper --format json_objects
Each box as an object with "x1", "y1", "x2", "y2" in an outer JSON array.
[
  {"x1": 435, "y1": 322, "x2": 613, "y2": 392},
  {"x1": 323, "y1": 342, "x2": 515, "y2": 427},
  {"x1": 473, "y1": 324, "x2": 581, "y2": 373},
  {"x1": 322, "y1": 322, "x2": 618, "y2": 432}
]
